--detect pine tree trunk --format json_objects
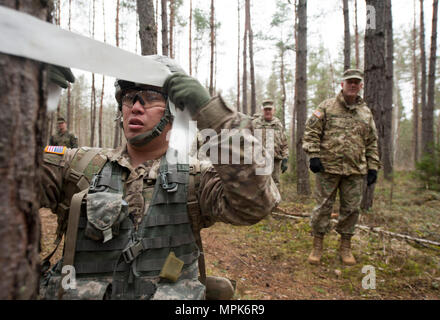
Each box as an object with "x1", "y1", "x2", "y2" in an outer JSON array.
[
  {"x1": 413, "y1": 0, "x2": 420, "y2": 164},
  {"x1": 295, "y1": 0, "x2": 310, "y2": 196},
  {"x1": 280, "y1": 48, "x2": 286, "y2": 129},
  {"x1": 420, "y1": 0, "x2": 428, "y2": 156},
  {"x1": 67, "y1": 0, "x2": 72, "y2": 131},
  {"x1": 114, "y1": 0, "x2": 121, "y2": 148},
  {"x1": 424, "y1": 0, "x2": 438, "y2": 155},
  {"x1": 209, "y1": 0, "x2": 215, "y2": 96},
  {"x1": 237, "y1": 0, "x2": 241, "y2": 111},
  {"x1": 343, "y1": 0, "x2": 351, "y2": 71},
  {"x1": 90, "y1": 0, "x2": 96, "y2": 147},
  {"x1": 0, "y1": 1, "x2": 51, "y2": 299},
  {"x1": 382, "y1": 0, "x2": 394, "y2": 180},
  {"x1": 99, "y1": 75, "x2": 105, "y2": 148},
  {"x1": 354, "y1": 0, "x2": 360, "y2": 69},
  {"x1": 362, "y1": 0, "x2": 386, "y2": 210},
  {"x1": 161, "y1": 0, "x2": 169, "y2": 56},
  {"x1": 137, "y1": 0, "x2": 158, "y2": 55},
  {"x1": 90, "y1": 73, "x2": 96, "y2": 147},
  {"x1": 247, "y1": 0, "x2": 256, "y2": 115},
  {"x1": 242, "y1": 2, "x2": 248, "y2": 115},
  {"x1": 189, "y1": 0, "x2": 193, "y2": 75},
  {"x1": 169, "y1": 0, "x2": 174, "y2": 58}
]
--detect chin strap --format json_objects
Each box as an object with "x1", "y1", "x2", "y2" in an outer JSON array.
[{"x1": 128, "y1": 101, "x2": 173, "y2": 147}]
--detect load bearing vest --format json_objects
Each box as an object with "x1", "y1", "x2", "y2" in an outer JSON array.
[{"x1": 43, "y1": 151, "x2": 201, "y2": 300}]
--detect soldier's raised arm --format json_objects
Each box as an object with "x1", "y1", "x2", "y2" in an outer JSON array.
[{"x1": 163, "y1": 74, "x2": 281, "y2": 227}]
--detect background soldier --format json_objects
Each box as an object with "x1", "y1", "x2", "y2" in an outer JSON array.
[
  {"x1": 302, "y1": 69, "x2": 380, "y2": 266},
  {"x1": 39, "y1": 56, "x2": 280, "y2": 300},
  {"x1": 252, "y1": 99, "x2": 289, "y2": 188},
  {"x1": 49, "y1": 116, "x2": 78, "y2": 148}
]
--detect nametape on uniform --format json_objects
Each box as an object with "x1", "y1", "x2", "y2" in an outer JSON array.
[
  {"x1": 44, "y1": 146, "x2": 66, "y2": 155},
  {"x1": 313, "y1": 110, "x2": 323, "y2": 119},
  {"x1": 0, "y1": 5, "x2": 170, "y2": 86}
]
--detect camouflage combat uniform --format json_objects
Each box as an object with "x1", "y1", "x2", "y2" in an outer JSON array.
[
  {"x1": 302, "y1": 91, "x2": 380, "y2": 236},
  {"x1": 40, "y1": 96, "x2": 281, "y2": 300},
  {"x1": 49, "y1": 130, "x2": 78, "y2": 148},
  {"x1": 252, "y1": 115, "x2": 289, "y2": 187}
]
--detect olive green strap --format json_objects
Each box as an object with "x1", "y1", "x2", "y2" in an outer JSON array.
[
  {"x1": 188, "y1": 168, "x2": 206, "y2": 285},
  {"x1": 58, "y1": 188, "x2": 88, "y2": 299},
  {"x1": 71, "y1": 148, "x2": 102, "y2": 190}
]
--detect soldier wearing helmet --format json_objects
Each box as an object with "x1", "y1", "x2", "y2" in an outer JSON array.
[{"x1": 39, "y1": 56, "x2": 280, "y2": 300}]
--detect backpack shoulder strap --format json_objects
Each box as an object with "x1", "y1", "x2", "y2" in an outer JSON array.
[
  {"x1": 187, "y1": 157, "x2": 206, "y2": 285},
  {"x1": 42, "y1": 148, "x2": 108, "y2": 272}
]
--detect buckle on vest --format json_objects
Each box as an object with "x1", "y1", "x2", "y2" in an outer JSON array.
[
  {"x1": 159, "y1": 171, "x2": 178, "y2": 193},
  {"x1": 89, "y1": 174, "x2": 106, "y2": 193},
  {"x1": 122, "y1": 241, "x2": 143, "y2": 264}
]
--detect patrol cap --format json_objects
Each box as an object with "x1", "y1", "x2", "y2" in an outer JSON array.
[
  {"x1": 262, "y1": 99, "x2": 275, "y2": 110},
  {"x1": 342, "y1": 69, "x2": 364, "y2": 81},
  {"x1": 57, "y1": 117, "x2": 66, "y2": 124}
]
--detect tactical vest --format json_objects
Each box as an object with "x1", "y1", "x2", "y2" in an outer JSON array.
[{"x1": 40, "y1": 148, "x2": 204, "y2": 300}]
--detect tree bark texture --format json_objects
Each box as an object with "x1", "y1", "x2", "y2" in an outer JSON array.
[
  {"x1": 247, "y1": 0, "x2": 256, "y2": 115},
  {"x1": 242, "y1": 3, "x2": 248, "y2": 115},
  {"x1": 354, "y1": 0, "x2": 360, "y2": 69},
  {"x1": 161, "y1": 0, "x2": 169, "y2": 56},
  {"x1": 382, "y1": 0, "x2": 394, "y2": 180},
  {"x1": 343, "y1": 0, "x2": 351, "y2": 71},
  {"x1": 295, "y1": 0, "x2": 310, "y2": 195},
  {"x1": 362, "y1": 0, "x2": 386, "y2": 210},
  {"x1": 137, "y1": 0, "x2": 158, "y2": 55},
  {"x1": 0, "y1": 0, "x2": 51, "y2": 299},
  {"x1": 424, "y1": 0, "x2": 438, "y2": 155},
  {"x1": 114, "y1": 0, "x2": 121, "y2": 148},
  {"x1": 169, "y1": 0, "x2": 175, "y2": 58},
  {"x1": 209, "y1": 0, "x2": 215, "y2": 96},
  {"x1": 412, "y1": 2, "x2": 420, "y2": 164},
  {"x1": 189, "y1": 0, "x2": 193, "y2": 75},
  {"x1": 236, "y1": 0, "x2": 241, "y2": 111},
  {"x1": 419, "y1": 0, "x2": 428, "y2": 154}
]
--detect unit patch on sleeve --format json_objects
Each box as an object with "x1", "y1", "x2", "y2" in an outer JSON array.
[
  {"x1": 313, "y1": 110, "x2": 323, "y2": 119},
  {"x1": 44, "y1": 145, "x2": 66, "y2": 155}
]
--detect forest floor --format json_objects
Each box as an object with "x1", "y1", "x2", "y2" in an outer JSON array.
[{"x1": 39, "y1": 171, "x2": 440, "y2": 300}]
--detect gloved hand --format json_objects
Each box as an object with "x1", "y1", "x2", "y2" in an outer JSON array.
[
  {"x1": 281, "y1": 158, "x2": 288, "y2": 173},
  {"x1": 163, "y1": 72, "x2": 211, "y2": 115},
  {"x1": 309, "y1": 157, "x2": 324, "y2": 173},
  {"x1": 367, "y1": 169, "x2": 377, "y2": 186},
  {"x1": 47, "y1": 64, "x2": 75, "y2": 88}
]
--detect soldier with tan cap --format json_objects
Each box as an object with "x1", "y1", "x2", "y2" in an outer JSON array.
[
  {"x1": 252, "y1": 99, "x2": 289, "y2": 188},
  {"x1": 302, "y1": 69, "x2": 380, "y2": 266}
]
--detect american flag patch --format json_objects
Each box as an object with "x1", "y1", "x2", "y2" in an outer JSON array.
[
  {"x1": 313, "y1": 110, "x2": 323, "y2": 119},
  {"x1": 44, "y1": 145, "x2": 66, "y2": 155}
]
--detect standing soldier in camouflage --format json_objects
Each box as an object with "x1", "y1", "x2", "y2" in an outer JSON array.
[
  {"x1": 302, "y1": 69, "x2": 380, "y2": 266},
  {"x1": 39, "y1": 56, "x2": 280, "y2": 300},
  {"x1": 49, "y1": 117, "x2": 78, "y2": 148},
  {"x1": 252, "y1": 99, "x2": 289, "y2": 188}
]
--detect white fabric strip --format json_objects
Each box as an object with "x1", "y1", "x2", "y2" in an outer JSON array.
[
  {"x1": 0, "y1": 5, "x2": 196, "y2": 163},
  {"x1": 0, "y1": 5, "x2": 170, "y2": 85}
]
